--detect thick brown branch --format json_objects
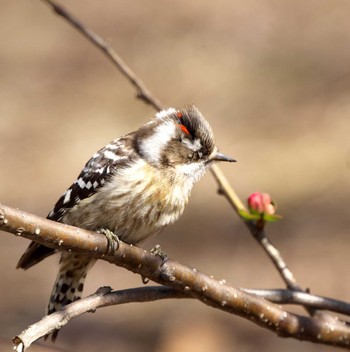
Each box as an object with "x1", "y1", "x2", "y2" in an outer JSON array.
[{"x1": 2, "y1": 203, "x2": 350, "y2": 349}]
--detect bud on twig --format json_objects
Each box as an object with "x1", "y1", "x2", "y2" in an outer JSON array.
[
  {"x1": 238, "y1": 192, "x2": 281, "y2": 224},
  {"x1": 248, "y1": 192, "x2": 275, "y2": 215}
]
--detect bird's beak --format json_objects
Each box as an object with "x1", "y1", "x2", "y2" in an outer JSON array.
[{"x1": 209, "y1": 151, "x2": 236, "y2": 163}]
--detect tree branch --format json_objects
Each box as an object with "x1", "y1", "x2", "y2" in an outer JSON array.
[
  {"x1": 13, "y1": 286, "x2": 187, "y2": 351},
  {"x1": 210, "y1": 164, "x2": 299, "y2": 290},
  {"x1": 13, "y1": 284, "x2": 350, "y2": 351},
  {"x1": 244, "y1": 289, "x2": 350, "y2": 315},
  {"x1": 40, "y1": 0, "x2": 164, "y2": 111},
  {"x1": 2, "y1": 203, "x2": 350, "y2": 349}
]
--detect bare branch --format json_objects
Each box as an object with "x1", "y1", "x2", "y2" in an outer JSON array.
[
  {"x1": 210, "y1": 165, "x2": 324, "y2": 321},
  {"x1": 2, "y1": 203, "x2": 350, "y2": 349},
  {"x1": 210, "y1": 165, "x2": 300, "y2": 290},
  {"x1": 40, "y1": 0, "x2": 163, "y2": 111},
  {"x1": 210, "y1": 164, "x2": 247, "y2": 213},
  {"x1": 246, "y1": 289, "x2": 350, "y2": 316},
  {"x1": 14, "y1": 284, "x2": 350, "y2": 351},
  {"x1": 13, "y1": 286, "x2": 186, "y2": 351}
]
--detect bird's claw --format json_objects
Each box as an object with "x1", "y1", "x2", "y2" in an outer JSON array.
[
  {"x1": 141, "y1": 245, "x2": 168, "y2": 285},
  {"x1": 98, "y1": 229, "x2": 120, "y2": 254},
  {"x1": 150, "y1": 244, "x2": 168, "y2": 266}
]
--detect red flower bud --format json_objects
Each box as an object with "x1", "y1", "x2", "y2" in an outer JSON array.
[
  {"x1": 248, "y1": 192, "x2": 275, "y2": 216},
  {"x1": 248, "y1": 192, "x2": 264, "y2": 213}
]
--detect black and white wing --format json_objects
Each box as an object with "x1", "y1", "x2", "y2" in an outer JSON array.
[
  {"x1": 17, "y1": 134, "x2": 136, "y2": 269},
  {"x1": 47, "y1": 135, "x2": 135, "y2": 222}
]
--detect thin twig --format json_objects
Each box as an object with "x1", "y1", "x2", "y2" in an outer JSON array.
[
  {"x1": 248, "y1": 225, "x2": 300, "y2": 290},
  {"x1": 210, "y1": 168, "x2": 320, "y2": 317},
  {"x1": 41, "y1": 0, "x2": 163, "y2": 111},
  {"x1": 210, "y1": 164, "x2": 246, "y2": 213},
  {"x1": 13, "y1": 286, "x2": 186, "y2": 351},
  {"x1": 210, "y1": 166, "x2": 299, "y2": 289},
  {"x1": 245, "y1": 288, "x2": 350, "y2": 315}
]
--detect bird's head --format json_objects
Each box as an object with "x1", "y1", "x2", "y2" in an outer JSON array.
[{"x1": 135, "y1": 106, "x2": 235, "y2": 181}]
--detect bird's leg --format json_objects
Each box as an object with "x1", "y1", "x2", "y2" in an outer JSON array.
[
  {"x1": 98, "y1": 229, "x2": 120, "y2": 254},
  {"x1": 141, "y1": 245, "x2": 168, "y2": 284},
  {"x1": 150, "y1": 244, "x2": 168, "y2": 265}
]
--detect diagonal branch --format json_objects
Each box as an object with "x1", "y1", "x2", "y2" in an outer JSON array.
[
  {"x1": 210, "y1": 164, "x2": 299, "y2": 290},
  {"x1": 2, "y1": 203, "x2": 350, "y2": 349},
  {"x1": 13, "y1": 286, "x2": 187, "y2": 351},
  {"x1": 40, "y1": 0, "x2": 164, "y2": 111},
  {"x1": 210, "y1": 165, "x2": 322, "y2": 318}
]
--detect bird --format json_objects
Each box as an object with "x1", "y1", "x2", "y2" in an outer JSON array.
[{"x1": 16, "y1": 105, "x2": 235, "y2": 340}]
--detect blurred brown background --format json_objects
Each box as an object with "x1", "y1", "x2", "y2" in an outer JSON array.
[{"x1": 1, "y1": 0, "x2": 350, "y2": 351}]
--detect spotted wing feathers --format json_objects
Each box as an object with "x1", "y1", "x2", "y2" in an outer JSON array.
[
  {"x1": 47, "y1": 135, "x2": 134, "y2": 221},
  {"x1": 17, "y1": 135, "x2": 135, "y2": 270}
]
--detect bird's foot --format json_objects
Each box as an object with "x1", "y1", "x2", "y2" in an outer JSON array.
[
  {"x1": 150, "y1": 244, "x2": 168, "y2": 266},
  {"x1": 142, "y1": 245, "x2": 168, "y2": 284},
  {"x1": 98, "y1": 229, "x2": 120, "y2": 254}
]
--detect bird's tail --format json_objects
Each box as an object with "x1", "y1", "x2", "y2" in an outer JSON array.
[
  {"x1": 47, "y1": 252, "x2": 96, "y2": 341},
  {"x1": 17, "y1": 241, "x2": 56, "y2": 270}
]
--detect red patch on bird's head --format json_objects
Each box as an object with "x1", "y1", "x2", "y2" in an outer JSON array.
[
  {"x1": 177, "y1": 111, "x2": 183, "y2": 119},
  {"x1": 179, "y1": 124, "x2": 190, "y2": 135},
  {"x1": 176, "y1": 111, "x2": 191, "y2": 136}
]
